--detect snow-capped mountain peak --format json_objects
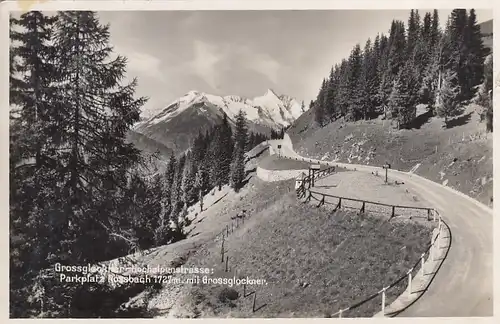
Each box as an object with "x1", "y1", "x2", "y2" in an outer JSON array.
[{"x1": 136, "y1": 89, "x2": 307, "y2": 132}]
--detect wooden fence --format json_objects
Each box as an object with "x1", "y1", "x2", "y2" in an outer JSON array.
[
  {"x1": 295, "y1": 166, "x2": 449, "y2": 317},
  {"x1": 212, "y1": 213, "x2": 266, "y2": 313}
]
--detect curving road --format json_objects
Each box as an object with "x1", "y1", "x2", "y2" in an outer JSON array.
[{"x1": 266, "y1": 135, "x2": 493, "y2": 317}]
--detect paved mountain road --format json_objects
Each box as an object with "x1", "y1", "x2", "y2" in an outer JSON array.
[{"x1": 265, "y1": 135, "x2": 493, "y2": 317}]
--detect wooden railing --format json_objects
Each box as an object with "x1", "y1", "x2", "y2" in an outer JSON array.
[{"x1": 295, "y1": 168, "x2": 448, "y2": 317}]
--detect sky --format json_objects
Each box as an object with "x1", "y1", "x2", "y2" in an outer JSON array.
[{"x1": 97, "y1": 9, "x2": 493, "y2": 117}]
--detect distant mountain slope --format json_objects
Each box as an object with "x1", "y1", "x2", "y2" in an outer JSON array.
[
  {"x1": 131, "y1": 89, "x2": 307, "y2": 155},
  {"x1": 126, "y1": 130, "x2": 173, "y2": 157},
  {"x1": 479, "y1": 19, "x2": 493, "y2": 53}
]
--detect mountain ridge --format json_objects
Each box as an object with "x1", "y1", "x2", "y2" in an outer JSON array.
[
  {"x1": 135, "y1": 89, "x2": 306, "y2": 132},
  {"x1": 130, "y1": 89, "x2": 308, "y2": 157}
]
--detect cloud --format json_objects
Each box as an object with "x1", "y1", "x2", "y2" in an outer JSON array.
[
  {"x1": 188, "y1": 40, "x2": 222, "y2": 89},
  {"x1": 113, "y1": 45, "x2": 165, "y2": 82},
  {"x1": 232, "y1": 45, "x2": 281, "y2": 84},
  {"x1": 247, "y1": 52, "x2": 281, "y2": 84}
]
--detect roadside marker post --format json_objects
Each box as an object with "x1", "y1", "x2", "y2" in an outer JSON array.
[{"x1": 382, "y1": 163, "x2": 391, "y2": 183}]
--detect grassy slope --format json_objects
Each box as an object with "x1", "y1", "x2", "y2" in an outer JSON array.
[
  {"x1": 288, "y1": 104, "x2": 493, "y2": 206},
  {"x1": 167, "y1": 192, "x2": 432, "y2": 318},
  {"x1": 116, "y1": 141, "x2": 433, "y2": 318}
]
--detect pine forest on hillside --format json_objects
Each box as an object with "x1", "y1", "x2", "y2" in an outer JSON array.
[
  {"x1": 313, "y1": 9, "x2": 492, "y2": 131},
  {"x1": 9, "y1": 11, "x2": 282, "y2": 318}
]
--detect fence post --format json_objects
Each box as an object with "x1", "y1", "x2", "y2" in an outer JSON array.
[
  {"x1": 427, "y1": 209, "x2": 431, "y2": 221},
  {"x1": 221, "y1": 236, "x2": 225, "y2": 263},
  {"x1": 339, "y1": 309, "x2": 343, "y2": 318},
  {"x1": 391, "y1": 206, "x2": 395, "y2": 218},
  {"x1": 420, "y1": 254, "x2": 425, "y2": 276},
  {"x1": 232, "y1": 222, "x2": 234, "y2": 233},
  {"x1": 317, "y1": 195, "x2": 325, "y2": 208},
  {"x1": 306, "y1": 191, "x2": 312, "y2": 203},
  {"x1": 407, "y1": 271, "x2": 412, "y2": 295},
  {"x1": 334, "y1": 198, "x2": 341, "y2": 212},
  {"x1": 381, "y1": 288, "x2": 386, "y2": 314},
  {"x1": 225, "y1": 256, "x2": 229, "y2": 272},
  {"x1": 360, "y1": 201, "x2": 366, "y2": 214}
]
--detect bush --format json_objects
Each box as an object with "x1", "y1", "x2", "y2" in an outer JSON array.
[{"x1": 217, "y1": 287, "x2": 239, "y2": 303}]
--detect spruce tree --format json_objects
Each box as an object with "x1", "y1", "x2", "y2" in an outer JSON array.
[
  {"x1": 346, "y1": 44, "x2": 363, "y2": 120},
  {"x1": 443, "y1": 10, "x2": 469, "y2": 100},
  {"x1": 181, "y1": 153, "x2": 197, "y2": 207},
  {"x1": 388, "y1": 73, "x2": 408, "y2": 128},
  {"x1": 170, "y1": 154, "x2": 186, "y2": 238},
  {"x1": 325, "y1": 67, "x2": 337, "y2": 120},
  {"x1": 476, "y1": 55, "x2": 493, "y2": 131},
  {"x1": 314, "y1": 102, "x2": 326, "y2": 126},
  {"x1": 48, "y1": 11, "x2": 148, "y2": 264},
  {"x1": 315, "y1": 78, "x2": 327, "y2": 124},
  {"x1": 376, "y1": 34, "x2": 390, "y2": 113},
  {"x1": 399, "y1": 60, "x2": 420, "y2": 127},
  {"x1": 430, "y1": 10, "x2": 441, "y2": 48},
  {"x1": 464, "y1": 9, "x2": 488, "y2": 96},
  {"x1": 231, "y1": 110, "x2": 248, "y2": 191},
  {"x1": 10, "y1": 11, "x2": 150, "y2": 317},
  {"x1": 360, "y1": 38, "x2": 379, "y2": 120},
  {"x1": 436, "y1": 70, "x2": 461, "y2": 127},
  {"x1": 155, "y1": 153, "x2": 176, "y2": 245},
  {"x1": 407, "y1": 10, "x2": 421, "y2": 55},
  {"x1": 230, "y1": 146, "x2": 246, "y2": 192},
  {"x1": 212, "y1": 114, "x2": 233, "y2": 190},
  {"x1": 9, "y1": 12, "x2": 60, "y2": 318}
]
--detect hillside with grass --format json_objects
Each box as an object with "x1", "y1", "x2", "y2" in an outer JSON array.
[
  {"x1": 288, "y1": 103, "x2": 493, "y2": 206},
  {"x1": 288, "y1": 9, "x2": 493, "y2": 207},
  {"x1": 139, "y1": 181, "x2": 433, "y2": 318}
]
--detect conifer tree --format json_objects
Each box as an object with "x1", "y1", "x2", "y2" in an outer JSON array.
[
  {"x1": 388, "y1": 73, "x2": 408, "y2": 127},
  {"x1": 170, "y1": 154, "x2": 186, "y2": 237},
  {"x1": 476, "y1": 55, "x2": 493, "y2": 131},
  {"x1": 231, "y1": 110, "x2": 248, "y2": 191},
  {"x1": 407, "y1": 10, "x2": 421, "y2": 55},
  {"x1": 398, "y1": 60, "x2": 420, "y2": 127},
  {"x1": 10, "y1": 11, "x2": 151, "y2": 317},
  {"x1": 314, "y1": 102, "x2": 326, "y2": 126},
  {"x1": 346, "y1": 44, "x2": 363, "y2": 120},
  {"x1": 360, "y1": 38, "x2": 379, "y2": 119},
  {"x1": 464, "y1": 9, "x2": 488, "y2": 96},
  {"x1": 181, "y1": 153, "x2": 197, "y2": 206},
  {"x1": 436, "y1": 70, "x2": 461, "y2": 127},
  {"x1": 212, "y1": 114, "x2": 234, "y2": 190},
  {"x1": 325, "y1": 67, "x2": 338, "y2": 119},
  {"x1": 230, "y1": 146, "x2": 246, "y2": 192},
  {"x1": 9, "y1": 13, "x2": 58, "y2": 302},
  {"x1": 47, "y1": 11, "x2": 148, "y2": 264}
]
